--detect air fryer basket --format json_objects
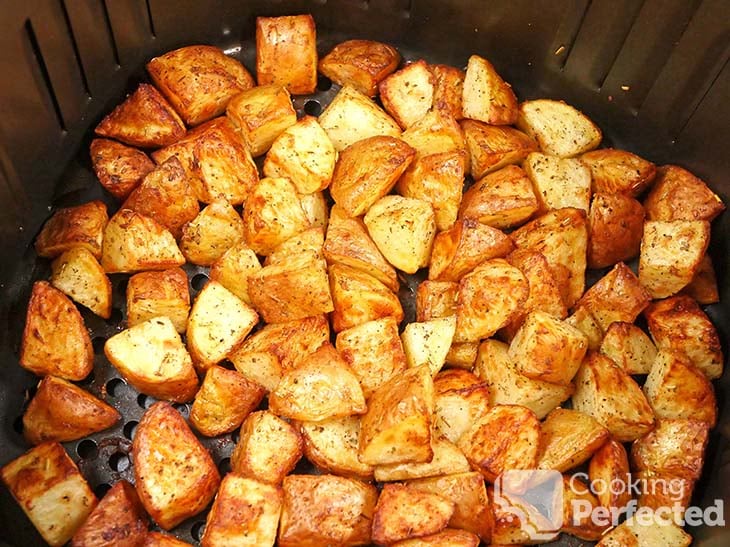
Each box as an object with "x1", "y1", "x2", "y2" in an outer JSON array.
[{"x1": 0, "y1": 1, "x2": 727, "y2": 545}]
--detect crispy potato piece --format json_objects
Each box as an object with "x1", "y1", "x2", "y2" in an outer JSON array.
[
  {"x1": 227, "y1": 85, "x2": 297, "y2": 156},
  {"x1": 644, "y1": 350, "x2": 716, "y2": 426},
  {"x1": 90, "y1": 138, "x2": 155, "y2": 200},
  {"x1": 270, "y1": 343, "x2": 366, "y2": 421},
  {"x1": 329, "y1": 262, "x2": 403, "y2": 332},
  {"x1": 232, "y1": 411, "x2": 303, "y2": 484},
  {"x1": 101, "y1": 209, "x2": 184, "y2": 273},
  {"x1": 190, "y1": 365, "x2": 265, "y2": 436},
  {"x1": 147, "y1": 45, "x2": 254, "y2": 126},
  {"x1": 318, "y1": 85, "x2": 401, "y2": 151},
  {"x1": 331, "y1": 136, "x2": 415, "y2": 217},
  {"x1": 600, "y1": 321, "x2": 657, "y2": 375},
  {"x1": 576, "y1": 262, "x2": 651, "y2": 332},
  {"x1": 589, "y1": 439, "x2": 632, "y2": 512},
  {"x1": 392, "y1": 529, "x2": 480, "y2": 547},
  {"x1": 256, "y1": 15, "x2": 317, "y2": 94},
  {"x1": 201, "y1": 475, "x2": 281, "y2": 547},
  {"x1": 152, "y1": 117, "x2": 258, "y2": 205},
  {"x1": 122, "y1": 157, "x2": 199, "y2": 239},
  {"x1": 645, "y1": 164, "x2": 725, "y2": 221},
  {"x1": 430, "y1": 64, "x2": 465, "y2": 119},
  {"x1": 380, "y1": 60, "x2": 435, "y2": 128},
  {"x1": 249, "y1": 254, "x2": 333, "y2": 323},
  {"x1": 400, "y1": 108, "x2": 466, "y2": 158},
  {"x1": 489, "y1": 478, "x2": 560, "y2": 545},
  {"x1": 461, "y1": 120, "x2": 536, "y2": 179},
  {"x1": 457, "y1": 404, "x2": 541, "y2": 482},
  {"x1": 536, "y1": 408, "x2": 608, "y2": 472},
  {"x1": 462, "y1": 55, "x2": 517, "y2": 125},
  {"x1": 433, "y1": 369, "x2": 490, "y2": 444},
  {"x1": 324, "y1": 204, "x2": 399, "y2": 291},
  {"x1": 1, "y1": 442, "x2": 97, "y2": 547},
  {"x1": 402, "y1": 316, "x2": 456, "y2": 375},
  {"x1": 95, "y1": 84, "x2": 185, "y2": 148},
  {"x1": 23, "y1": 376, "x2": 119, "y2": 445},
  {"x1": 299, "y1": 415, "x2": 374, "y2": 479},
  {"x1": 416, "y1": 280, "x2": 458, "y2": 321},
  {"x1": 180, "y1": 199, "x2": 244, "y2": 265},
  {"x1": 524, "y1": 152, "x2": 592, "y2": 213},
  {"x1": 35, "y1": 200, "x2": 108, "y2": 259},
  {"x1": 638, "y1": 220, "x2": 710, "y2": 299},
  {"x1": 645, "y1": 295, "x2": 723, "y2": 379},
  {"x1": 566, "y1": 305, "x2": 605, "y2": 350},
  {"x1": 336, "y1": 316, "x2": 408, "y2": 398},
  {"x1": 475, "y1": 339, "x2": 573, "y2": 419},
  {"x1": 263, "y1": 116, "x2": 336, "y2": 194},
  {"x1": 596, "y1": 516, "x2": 692, "y2": 547},
  {"x1": 50, "y1": 247, "x2": 112, "y2": 318},
  {"x1": 682, "y1": 253, "x2": 720, "y2": 304},
  {"x1": 105, "y1": 316, "x2": 199, "y2": 402},
  {"x1": 445, "y1": 342, "x2": 479, "y2": 369},
  {"x1": 516, "y1": 99, "x2": 601, "y2": 157},
  {"x1": 429, "y1": 219, "x2": 513, "y2": 281},
  {"x1": 359, "y1": 365, "x2": 434, "y2": 466},
  {"x1": 374, "y1": 436, "x2": 470, "y2": 482},
  {"x1": 455, "y1": 258, "x2": 528, "y2": 342},
  {"x1": 319, "y1": 39, "x2": 400, "y2": 96},
  {"x1": 299, "y1": 190, "x2": 329, "y2": 227},
  {"x1": 70, "y1": 480, "x2": 147, "y2": 547},
  {"x1": 509, "y1": 310, "x2": 588, "y2": 385},
  {"x1": 187, "y1": 281, "x2": 258, "y2": 370},
  {"x1": 408, "y1": 472, "x2": 492, "y2": 541},
  {"x1": 143, "y1": 532, "x2": 191, "y2": 546},
  {"x1": 372, "y1": 483, "x2": 454, "y2": 545},
  {"x1": 208, "y1": 242, "x2": 261, "y2": 305},
  {"x1": 635, "y1": 469, "x2": 694, "y2": 519},
  {"x1": 511, "y1": 207, "x2": 588, "y2": 308},
  {"x1": 560, "y1": 475, "x2": 609, "y2": 540},
  {"x1": 581, "y1": 148, "x2": 656, "y2": 197},
  {"x1": 279, "y1": 474, "x2": 377, "y2": 547},
  {"x1": 588, "y1": 192, "x2": 645, "y2": 268},
  {"x1": 459, "y1": 165, "x2": 537, "y2": 229},
  {"x1": 133, "y1": 402, "x2": 220, "y2": 529},
  {"x1": 572, "y1": 353, "x2": 655, "y2": 442},
  {"x1": 20, "y1": 281, "x2": 93, "y2": 381},
  {"x1": 127, "y1": 268, "x2": 190, "y2": 333},
  {"x1": 365, "y1": 195, "x2": 436, "y2": 273},
  {"x1": 265, "y1": 226, "x2": 324, "y2": 265},
  {"x1": 242, "y1": 177, "x2": 310, "y2": 256},
  {"x1": 229, "y1": 352, "x2": 281, "y2": 393}
]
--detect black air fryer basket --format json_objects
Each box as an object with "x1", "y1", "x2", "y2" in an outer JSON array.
[{"x1": 0, "y1": 1, "x2": 728, "y2": 545}]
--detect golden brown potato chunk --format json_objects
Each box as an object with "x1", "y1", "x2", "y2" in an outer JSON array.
[
  {"x1": 400, "y1": 108, "x2": 466, "y2": 159},
  {"x1": 299, "y1": 415, "x2": 374, "y2": 479},
  {"x1": 101, "y1": 209, "x2": 184, "y2": 273},
  {"x1": 682, "y1": 253, "x2": 720, "y2": 304},
  {"x1": 416, "y1": 280, "x2": 458, "y2": 321},
  {"x1": 588, "y1": 192, "x2": 645, "y2": 268},
  {"x1": 430, "y1": 63, "x2": 465, "y2": 120},
  {"x1": 143, "y1": 532, "x2": 191, "y2": 547},
  {"x1": 50, "y1": 247, "x2": 112, "y2": 318},
  {"x1": 536, "y1": 408, "x2": 609, "y2": 472},
  {"x1": 35, "y1": 200, "x2": 108, "y2": 260},
  {"x1": 457, "y1": 404, "x2": 541, "y2": 482},
  {"x1": 599, "y1": 321, "x2": 657, "y2": 375},
  {"x1": 462, "y1": 55, "x2": 518, "y2": 125},
  {"x1": 201, "y1": 475, "x2": 282, "y2": 547},
  {"x1": 596, "y1": 516, "x2": 691, "y2": 547},
  {"x1": 581, "y1": 148, "x2": 656, "y2": 197},
  {"x1": 336, "y1": 316, "x2": 408, "y2": 399},
  {"x1": 572, "y1": 352, "x2": 655, "y2": 442},
  {"x1": 90, "y1": 138, "x2": 155, "y2": 200},
  {"x1": 401, "y1": 316, "x2": 456, "y2": 376},
  {"x1": 461, "y1": 120, "x2": 536, "y2": 179},
  {"x1": 127, "y1": 268, "x2": 190, "y2": 333},
  {"x1": 455, "y1": 258, "x2": 528, "y2": 342},
  {"x1": 147, "y1": 45, "x2": 254, "y2": 126},
  {"x1": 524, "y1": 152, "x2": 592, "y2": 213},
  {"x1": 459, "y1": 165, "x2": 538, "y2": 229},
  {"x1": 560, "y1": 475, "x2": 609, "y2": 541},
  {"x1": 300, "y1": 191, "x2": 329, "y2": 228},
  {"x1": 232, "y1": 411, "x2": 303, "y2": 485},
  {"x1": 105, "y1": 316, "x2": 199, "y2": 402},
  {"x1": 133, "y1": 402, "x2": 220, "y2": 530},
  {"x1": 1, "y1": 442, "x2": 97, "y2": 547},
  {"x1": 180, "y1": 200, "x2": 243, "y2": 265},
  {"x1": 432, "y1": 369, "x2": 490, "y2": 444},
  {"x1": 209, "y1": 242, "x2": 261, "y2": 305},
  {"x1": 445, "y1": 342, "x2": 479, "y2": 369},
  {"x1": 190, "y1": 365, "x2": 265, "y2": 437},
  {"x1": 372, "y1": 483, "x2": 454, "y2": 545},
  {"x1": 95, "y1": 84, "x2": 185, "y2": 148},
  {"x1": 70, "y1": 481, "x2": 147, "y2": 547},
  {"x1": 20, "y1": 281, "x2": 93, "y2": 381},
  {"x1": 379, "y1": 59, "x2": 435, "y2": 128},
  {"x1": 262, "y1": 222, "x2": 322, "y2": 266},
  {"x1": 392, "y1": 529, "x2": 480, "y2": 547},
  {"x1": 588, "y1": 439, "x2": 632, "y2": 513},
  {"x1": 644, "y1": 164, "x2": 725, "y2": 221},
  {"x1": 319, "y1": 39, "x2": 401, "y2": 97},
  {"x1": 279, "y1": 474, "x2": 378, "y2": 547},
  {"x1": 23, "y1": 376, "x2": 119, "y2": 445},
  {"x1": 256, "y1": 15, "x2": 317, "y2": 95},
  {"x1": 373, "y1": 435, "x2": 470, "y2": 482}
]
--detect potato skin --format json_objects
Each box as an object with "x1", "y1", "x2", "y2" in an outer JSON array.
[
  {"x1": 416, "y1": 280, "x2": 458, "y2": 322},
  {"x1": 90, "y1": 138, "x2": 155, "y2": 200},
  {"x1": 50, "y1": 247, "x2": 112, "y2": 319},
  {"x1": 461, "y1": 120, "x2": 536, "y2": 179},
  {"x1": 536, "y1": 408, "x2": 609, "y2": 472},
  {"x1": 142, "y1": 532, "x2": 191, "y2": 546},
  {"x1": 581, "y1": 148, "x2": 656, "y2": 196},
  {"x1": 588, "y1": 439, "x2": 632, "y2": 513},
  {"x1": 319, "y1": 39, "x2": 401, "y2": 97},
  {"x1": 180, "y1": 199, "x2": 244, "y2": 266},
  {"x1": 462, "y1": 55, "x2": 518, "y2": 125},
  {"x1": 430, "y1": 63, "x2": 465, "y2": 120},
  {"x1": 127, "y1": 268, "x2": 190, "y2": 333},
  {"x1": 588, "y1": 192, "x2": 645, "y2": 268},
  {"x1": 644, "y1": 164, "x2": 725, "y2": 221},
  {"x1": 256, "y1": 15, "x2": 317, "y2": 95},
  {"x1": 35, "y1": 200, "x2": 108, "y2": 260}
]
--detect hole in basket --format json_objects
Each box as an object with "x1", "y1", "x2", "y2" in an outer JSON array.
[
  {"x1": 191, "y1": 521, "x2": 206, "y2": 542},
  {"x1": 173, "y1": 403, "x2": 189, "y2": 418},
  {"x1": 109, "y1": 451, "x2": 130, "y2": 472},
  {"x1": 137, "y1": 393, "x2": 155, "y2": 409},
  {"x1": 77, "y1": 439, "x2": 98, "y2": 460},
  {"x1": 123, "y1": 420, "x2": 138, "y2": 440},
  {"x1": 106, "y1": 378, "x2": 126, "y2": 398},
  {"x1": 12, "y1": 416, "x2": 23, "y2": 435},
  {"x1": 317, "y1": 75, "x2": 332, "y2": 91},
  {"x1": 304, "y1": 99, "x2": 322, "y2": 116},
  {"x1": 218, "y1": 457, "x2": 231, "y2": 475},
  {"x1": 94, "y1": 482, "x2": 111, "y2": 498},
  {"x1": 191, "y1": 274, "x2": 208, "y2": 291}
]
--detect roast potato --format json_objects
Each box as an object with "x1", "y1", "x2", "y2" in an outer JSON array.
[
  {"x1": 126, "y1": 268, "x2": 190, "y2": 333},
  {"x1": 256, "y1": 15, "x2": 317, "y2": 95},
  {"x1": 50, "y1": 247, "x2": 112, "y2": 318},
  {"x1": 35, "y1": 200, "x2": 108, "y2": 260},
  {"x1": 90, "y1": 138, "x2": 154, "y2": 200},
  {"x1": 180, "y1": 199, "x2": 244, "y2": 266},
  {"x1": 318, "y1": 39, "x2": 400, "y2": 97},
  {"x1": 580, "y1": 147, "x2": 656, "y2": 197},
  {"x1": 379, "y1": 59, "x2": 435, "y2": 128},
  {"x1": 462, "y1": 55, "x2": 518, "y2": 125}
]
